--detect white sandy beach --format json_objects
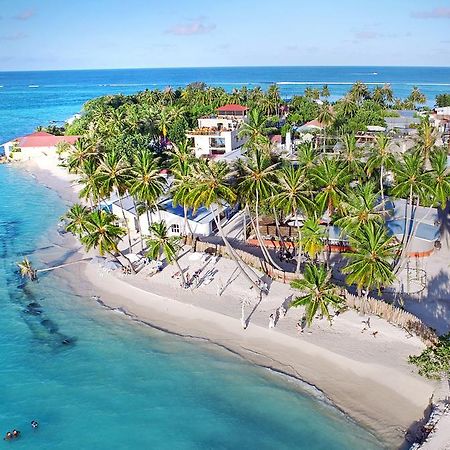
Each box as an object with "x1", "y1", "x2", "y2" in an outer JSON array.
[{"x1": 19, "y1": 158, "x2": 449, "y2": 449}]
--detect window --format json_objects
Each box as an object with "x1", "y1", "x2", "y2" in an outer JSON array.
[
  {"x1": 210, "y1": 137, "x2": 225, "y2": 148},
  {"x1": 170, "y1": 224, "x2": 180, "y2": 234}
]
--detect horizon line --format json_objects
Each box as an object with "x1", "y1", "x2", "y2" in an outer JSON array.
[{"x1": 1, "y1": 64, "x2": 450, "y2": 74}]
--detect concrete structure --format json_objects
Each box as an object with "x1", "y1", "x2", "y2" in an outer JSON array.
[
  {"x1": 111, "y1": 195, "x2": 237, "y2": 238},
  {"x1": 1, "y1": 131, "x2": 79, "y2": 160},
  {"x1": 186, "y1": 104, "x2": 248, "y2": 160}
]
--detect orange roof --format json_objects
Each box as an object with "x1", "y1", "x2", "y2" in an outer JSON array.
[
  {"x1": 305, "y1": 119, "x2": 324, "y2": 128},
  {"x1": 14, "y1": 131, "x2": 80, "y2": 148},
  {"x1": 217, "y1": 104, "x2": 248, "y2": 112}
]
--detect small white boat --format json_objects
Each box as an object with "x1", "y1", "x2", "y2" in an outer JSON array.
[{"x1": 28, "y1": 85, "x2": 39, "y2": 88}]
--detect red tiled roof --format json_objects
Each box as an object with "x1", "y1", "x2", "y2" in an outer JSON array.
[
  {"x1": 270, "y1": 134, "x2": 282, "y2": 144},
  {"x1": 305, "y1": 119, "x2": 324, "y2": 128},
  {"x1": 14, "y1": 131, "x2": 80, "y2": 148},
  {"x1": 217, "y1": 104, "x2": 248, "y2": 112}
]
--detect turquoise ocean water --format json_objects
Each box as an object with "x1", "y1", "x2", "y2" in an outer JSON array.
[{"x1": 2, "y1": 66, "x2": 442, "y2": 448}]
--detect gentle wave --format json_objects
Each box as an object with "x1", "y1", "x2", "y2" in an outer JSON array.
[
  {"x1": 98, "y1": 83, "x2": 158, "y2": 87},
  {"x1": 276, "y1": 81, "x2": 388, "y2": 86}
]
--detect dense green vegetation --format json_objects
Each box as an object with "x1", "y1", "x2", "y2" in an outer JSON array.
[
  {"x1": 436, "y1": 93, "x2": 450, "y2": 107},
  {"x1": 26, "y1": 81, "x2": 448, "y2": 334},
  {"x1": 409, "y1": 334, "x2": 450, "y2": 380}
]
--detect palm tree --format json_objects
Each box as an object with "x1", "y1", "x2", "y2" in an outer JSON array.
[
  {"x1": 391, "y1": 150, "x2": 430, "y2": 265},
  {"x1": 381, "y1": 84, "x2": 394, "y2": 105},
  {"x1": 334, "y1": 182, "x2": 384, "y2": 234},
  {"x1": 237, "y1": 146, "x2": 282, "y2": 269},
  {"x1": 317, "y1": 103, "x2": 335, "y2": 152},
  {"x1": 189, "y1": 159, "x2": 264, "y2": 292},
  {"x1": 80, "y1": 209, "x2": 133, "y2": 271},
  {"x1": 300, "y1": 214, "x2": 326, "y2": 262},
  {"x1": 17, "y1": 258, "x2": 37, "y2": 281},
  {"x1": 297, "y1": 142, "x2": 318, "y2": 170},
  {"x1": 78, "y1": 159, "x2": 102, "y2": 206},
  {"x1": 417, "y1": 119, "x2": 437, "y2": 164},
  {"x1": 97, "y1": 150, "x2": 133, "y2": 251},
  {"x1": 342, "y1": 222, "x2": 398, "y2": 311},
  {"x1": 340, "y1": 134, "x2": 363, "y2": 179},
  {"x1": 321, "y1": 85, "x2": 330, "y2": 101},
  {"x1": 64, "y1": 203, "x2": 90, "y2": 237},
  {"x1": 290, "y1": 264, "x2": 344, "y2": 327},
  {"x1": 65, "y1": 138, "x2": 96, "y2": 174},
  {"x1": 146, "y1": 221, "x2": 186, "y2": 286},
  {"x1": 349, "y1": 81, "x2": 370, "y2": 104},
  {"x1": 340, "y1": 95, "x2": 358, "y2": 119},
  {"x1": 429, "y1": 148, "x2": 450, "y2": 210},
  {"x1": 238, "y1": 109, "x2": 273, "y2": 149},
  {"x1": 272, "y1": 165, "x2": 312, "y2": 273},
  {"x1": 129, "y1": 149, "x2": 166, "y2": 233},
  {"x1": 408, "y1": 86, "x2": 427, "y2": 109},
  {"x1": 366, "y1": 134, "x2": 393, "y2": 210},
  {"x1": 312, "y1": 157, "x2": 350, "y2": 264}
]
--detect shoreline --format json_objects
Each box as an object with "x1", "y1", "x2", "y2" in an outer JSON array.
[{"x1": 16, "y1": 159, "x2": 441, "y2": 449}]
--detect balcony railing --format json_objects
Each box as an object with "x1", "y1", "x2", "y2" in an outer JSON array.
[{"x1": 187, "y1": 127, "x2": 233, "y2": 136}]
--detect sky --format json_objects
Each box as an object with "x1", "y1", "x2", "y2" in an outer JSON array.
[{"x1": 0, "y1": 0, "x2": 449, "y2": 71}]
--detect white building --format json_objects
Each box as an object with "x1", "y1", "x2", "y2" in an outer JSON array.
[
  {"x1": 186, "y1": 104, "x2": 248, "y2": 161},
  {"x1": 1, "y1": 131, "x2": 79, "y2": 161},
  {"x1": 110, "y1": 196, "x2": 237, "y2": 238}
]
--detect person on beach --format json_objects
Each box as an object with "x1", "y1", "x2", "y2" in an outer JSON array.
[
  {"x1": 269, "y1": 314, "x2": 275, "y2": 329},
  {"x1": 278, "y1": 306, "x2": 286, "y2": 319},
  {"x1": 296, "y1": 321, "x2": 303, "y2": 334}
]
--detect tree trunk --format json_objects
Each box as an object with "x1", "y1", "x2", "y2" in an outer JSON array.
[
  {"x1": 295, "y1": 223, "x2": 302, "y2": 274},
  {"x1": 211, "y1": 206, "x2": 263, "y2": 293},
  {"x1": 380, "y1": 164, "x2": 385, "y2": 214},
  {"x1": 118, "y1": 194, "x2": 133, "y2": 252},
  {"x1": 132, "y1": 197, "x2": 144, "y2": 253},
  {"x1": 36, "y1": 258, "x2": 90, "y2": 274},
  {"x1": 174, "y1": 258, "x2": 187, "y2": 287},
  {"x1": 117, "y1": 249, "x2": 136, "y2": 274}
]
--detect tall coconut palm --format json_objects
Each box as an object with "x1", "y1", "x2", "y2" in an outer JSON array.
[
  {"x1": 429, "y1": 148, "x2": 450, "y2": 210},
  {"x1": 129, "y1": 149, "x2": 166, "y2": 233},
  {"x1": 65, "y1": 138, "x2": 96, "y2": 174},
  {"x1": 340, "y1": 134, "x2": 364, "y2": 179},
  {"x1": 297, "y1": 142, "x2": 318, "y2": 170},
  {"x1": 408, "y1": 86, "x2": 427, "y2": 109},
  {"x1": 312, "y1": 157, "x2": 350, "y2": 265},
  {"x1": 317, "y1": 103, "x2": 335, "y2": 152},
  {"x1": 17, "y1": 257, "x2": 37, "y2": 281},
  {"x1": 382, "y1": 84, "x2": 394, "y2": 105},
  {"x1": 64, "y1": 203, "x2": 90, "y2": 238},
  {"x1": 97, "y1": 150, "x2": 133, "y2": 251},
  {"x1": 238, "y1": 109, "x2": 273, "y2": 149},
  {"x1": 391, "y1": 150, "x2": 430, "y2": 266},
  {"x1": 78, "y1": 159, "x2": 102, "y2": 206},
  {"x1": 290, "y1": 263, "x2": 344, "y2": 327},
  {"x1": 340, "y1": 95, "x2": 358, "y2": 119},
  {"x1": 343, "y1": 222, "x2": 398, "y2": 311},
  {"x1": 146, "y1": 221, "x2": 186, "y2": 286},
  {"x1": 271, "y1": 165, "x2": 312, "y2": 273},
  {"x1": 366, "y1": 134, "x2": 393, "y2": 210},
  {"x1": 237, "y1": 146, "x2": 282, "y2": 269},
  {"x1": 417, "y1": 119, "x2": 437, "y2": 164},
  {"x1": 334, "y1": 182, "x2": 384, "y2": 234},
  {"x1": 349, "y1": 81, "x2": 370, "y2": 104},
  {"x1": 189, "y1": 159, "x2": 263, "y2": 292},
  {"x1": 300, "y1": 214, "x2": 326, "y2": 262},
  {"x1": 321, "y1": 85, "x2": 330, "y2": 101},
  {"x1": 80, "y1": 209, "x2": 133, "y2": 271}
]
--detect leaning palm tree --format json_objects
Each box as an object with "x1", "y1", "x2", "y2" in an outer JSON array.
[
  {"x1": 80, "y1": 209, "x2": 134, "y2": 271},
  {"x1": 290, "y1": 264, "x2": 344, "y2": 327},
  {"x1": 17, "y1": 258, "x2": 37, "y2": 281},
  {"x1": 146, "y1": 221, "x2": 186, "y2": 286},
  {"x1": 65, "y1": 138, "x2": 96, "y2": 174},
  {"x1": 189, "y1": 159, "x2": 264, "y2": 293},
  {"x1": 77, "y1": 159, "x2": 102, "y2": 206},
  {"x1": 342, "y1": 222, "x2": 398, "y2": 312},
  {"x1": 429, "y1": 147, "x2": 450, "y2": 210}
]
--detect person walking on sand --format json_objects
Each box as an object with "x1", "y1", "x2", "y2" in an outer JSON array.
[{"x1": 269, "y1": 314, "x2": 275, "y2": 329}]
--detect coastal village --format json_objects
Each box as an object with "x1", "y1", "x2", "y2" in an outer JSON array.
[{"x1": 3, "y1": 83, "x2": 450, "y2": 449}]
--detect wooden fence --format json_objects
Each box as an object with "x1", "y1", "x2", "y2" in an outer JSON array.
[{"x1": 189, "y1": 238, "x2": 438, "y2": 346}]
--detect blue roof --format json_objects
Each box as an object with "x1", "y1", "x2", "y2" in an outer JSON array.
[
  {"x1": 160, "y1": 199, "x2": 213, "y2": 224},
  {"x1": 386, "y1": 220, "x2": 440, "y2": 242}
]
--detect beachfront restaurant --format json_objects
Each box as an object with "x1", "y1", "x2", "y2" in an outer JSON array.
[{"x1": 111, "y1": 195, "x2": 237, "y2": 238}]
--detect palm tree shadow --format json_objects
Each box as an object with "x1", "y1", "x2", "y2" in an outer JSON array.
[{"x1": 245, "y1": 294, "x2": 263, "y2": 326}]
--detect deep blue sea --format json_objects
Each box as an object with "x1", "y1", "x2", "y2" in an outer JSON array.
[
  {"x1": 2, "y1": 66, "x2": 445, "y2": 449},
  {"x1": 1, "y1": 66, "x2": 450, "y2": 144}
]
